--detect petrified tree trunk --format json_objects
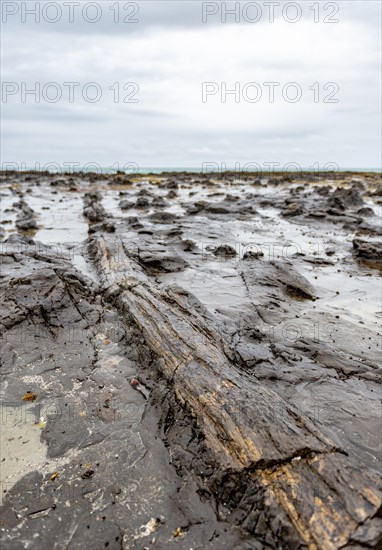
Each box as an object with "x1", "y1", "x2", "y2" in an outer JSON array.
[{"x1": 89, "y1": 234, "x2": 381, "y2": 549}]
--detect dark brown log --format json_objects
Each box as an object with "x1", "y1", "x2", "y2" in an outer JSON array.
[{"x1": 89, "y1": 234, "x2": 382, "y2": 549}]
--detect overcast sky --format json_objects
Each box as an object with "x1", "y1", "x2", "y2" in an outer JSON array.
[{"x1": 1, "y1": 0, "x2": 381, "y2": 170}]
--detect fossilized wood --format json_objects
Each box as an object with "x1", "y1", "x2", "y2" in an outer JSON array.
[{"x1": 89, "y1": 234, "x2": 382, "y2": 549}]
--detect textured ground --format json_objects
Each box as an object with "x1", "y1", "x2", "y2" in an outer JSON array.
[{"x1": 0, "y1": 171, "x2": 381, "y2": 549}]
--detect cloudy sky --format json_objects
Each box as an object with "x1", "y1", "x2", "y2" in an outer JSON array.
[{"x1": 1, "y1": 0, "x2": 381, "y2": 170}]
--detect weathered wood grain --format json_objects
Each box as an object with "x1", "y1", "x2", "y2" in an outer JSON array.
[{"x1": 89, "y1": 234, "x2": 382, "y2": 549}]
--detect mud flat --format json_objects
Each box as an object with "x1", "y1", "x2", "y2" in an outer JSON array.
[{"x1": 0, "y1": 171, "x2": 381, "y2": 549}]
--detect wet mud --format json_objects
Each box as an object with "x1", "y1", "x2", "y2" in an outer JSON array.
[{"x1": 0, "y1": 171, "x2": 381, "y2": 549}]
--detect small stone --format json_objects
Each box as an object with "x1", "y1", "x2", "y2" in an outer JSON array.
[
  {"x1": 22, "y1": 391, "x2": 37, "y2": 402},
  {"x1": 172, "y1": 527, "x2": 184, "y2": 538},
  {"x1": 213, "y1": 244, "x2": 237, "y2": 257},
  {"x1": 81, "y1": 469, "x2": 94, "y2": 479}
]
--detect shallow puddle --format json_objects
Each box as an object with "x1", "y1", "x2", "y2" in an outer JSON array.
[{"x1": 28, "y1": 189, "x2": 88, "y2": 244}]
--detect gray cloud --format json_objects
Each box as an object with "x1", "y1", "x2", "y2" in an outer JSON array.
[
  {"x1": 3, "y1": 1, "x2": 381, "y2": 34},
  {"x1": 1, "y1": 0, "x2": 381, "y2": 169}
]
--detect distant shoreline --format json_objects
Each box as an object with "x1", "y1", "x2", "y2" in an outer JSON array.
[{"x1": 1, "y1": 169, "x2": 381, "y2": 177}]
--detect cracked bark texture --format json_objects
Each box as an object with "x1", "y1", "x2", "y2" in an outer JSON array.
[{"x1": 89, "y1": 231, "x2": 381, "y2": 549}]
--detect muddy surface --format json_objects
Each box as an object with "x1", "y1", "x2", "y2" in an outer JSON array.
[{"x1": 0, "y1": 171, "x2": 381, "y2": 549}]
